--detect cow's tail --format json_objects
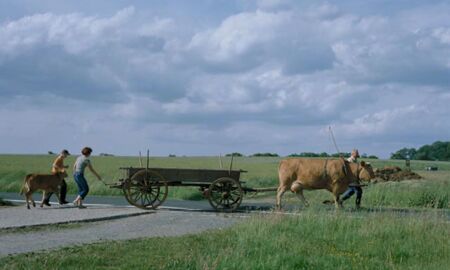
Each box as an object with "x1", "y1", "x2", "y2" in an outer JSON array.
[{"x1": 19, "y1": 174, "x2": 32, "y2": 195}]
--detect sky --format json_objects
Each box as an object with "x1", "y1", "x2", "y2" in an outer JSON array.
[{"x1": 0, "y1": 0, "x2": 449, "y2": 158}]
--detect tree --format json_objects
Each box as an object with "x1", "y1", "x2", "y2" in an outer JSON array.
[
  {"x1": 415, "y1": 145, "x2": 432, "y2": 160},
  {"x1": 391, "y1": 141, "x2": 450, "y2": 161},
  {"x1": 251, "y1": 153, "x2": 279, "y2": 157},
  {"x1": 226, "y1": 153, "x2": 244, "y2": 157},
  {"x1": 390, "y1": 148, "x2": 416, "y2": 160}
]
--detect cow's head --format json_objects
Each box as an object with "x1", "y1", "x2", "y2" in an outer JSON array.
[{"x1": 358, "y1": 161, "x2": 375, "y2": 181}]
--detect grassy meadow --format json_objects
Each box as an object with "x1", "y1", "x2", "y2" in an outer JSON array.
[
  {"x1": 0, "y1": 154, "x2": 448, "y2": 208},
  {"x1": 1, "y1": 155, "x2": 449, "y2": 269},
  {"x1": 1, "y1": 210, "x2": 448, "y2": 270}
]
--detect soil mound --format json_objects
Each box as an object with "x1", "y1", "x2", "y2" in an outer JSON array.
[{"x1": 372, "y1": 166, "x2": 422, "y2": 182}]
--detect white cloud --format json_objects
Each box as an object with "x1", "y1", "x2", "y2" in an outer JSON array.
[
  {"x1": 188, "y1": 10, "x2": 287, "y2": 63},
  {"x1": 1, "y1": 1, "x2": 450, "y2": 157},
  {"x1": 432, "y1": 27, "x2": 450, "y2": 45},
  {"x1": 0, "y1": 6, "x2": 135, "y2": 55}
]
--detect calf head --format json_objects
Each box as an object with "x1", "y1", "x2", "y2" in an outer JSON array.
[{"x1": 358, "y1": 161, "x2": 375, "y2": 181}]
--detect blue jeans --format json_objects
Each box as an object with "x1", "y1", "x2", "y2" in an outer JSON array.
[
  {"x1": 74, "y1": 172, "x2": 89, "y2": 199},
  {"x1": 341, "y1": 186, "x2": 362, "y2": 205}
]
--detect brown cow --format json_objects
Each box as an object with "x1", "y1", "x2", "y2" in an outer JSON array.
[
  {"x1": 276, "y1": 158, "x2": 375, "y2": 209},
  {"x1": 20, "y1": 171, "x2": 68, "y2": 209}
]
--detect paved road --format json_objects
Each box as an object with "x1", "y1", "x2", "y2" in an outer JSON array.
[
  {"x1": 1, "y1": 192, "x2": 448, "y2": 257},
  {"x1": 0, "y1": 209, "x2": 242, "y2": 257},
  {"x1": 0, "y1": 192, "x2": 274, "y2": 212},
  {"x1": 0, "y1": 205, "x2": 150, "y2": 230},
  {"x1": 0, "y1": 192, "x2": 262, "y2": 257}
]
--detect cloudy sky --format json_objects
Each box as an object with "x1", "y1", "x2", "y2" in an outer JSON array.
[{"x1": 1, "y1": 0, "x2": 449, "y2": 158}]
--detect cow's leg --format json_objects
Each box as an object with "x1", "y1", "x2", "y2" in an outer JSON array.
[
  {"x1": 25, "y1": 193, "x2": 30, "y2": 209},
  {"x1": 40, "y1": 191, "x2": 46, "y2": 207},
  {"x1": 276, "y1": 185, "x2": 288, "y2": 210},
  {"x1": 333, "y1": 193, "x2": 343, "y2": 209},
  {"x1": 23, "y1": 182, "x2": 30, "y2": 209},
  {"x1": 291, "y1": 181, "x2": 309, "y2": 207},
  {"x1": 26, "y1": 191, "x2": 35, "y2": 208},
  {"x1": 295, "y1": 190, "x2": 309, "y2": 207}
]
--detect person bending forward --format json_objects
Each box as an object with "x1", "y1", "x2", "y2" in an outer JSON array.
[
  {"x1": 43, "y1": 149, "x2": 70, "y2": 205},
  {"x1": 72, "y1": 147, "x2": 102, "y2": 208}
]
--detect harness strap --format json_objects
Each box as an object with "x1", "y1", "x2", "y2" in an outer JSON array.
[
  {"x1": 341, "y1": 157, "x2": 348, "y2": 176},
  {"x1": 356, "y1": 162, "x2": 361, "y2": 183}
]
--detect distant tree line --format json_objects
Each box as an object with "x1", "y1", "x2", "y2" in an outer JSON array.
[
  {"x1": 251, "y1": 153, "x2": 279, "y2": 157},
  {"x1": 225, "y1": 152, "x2": 244, "y2": 157},
  {"x1": 391, "y1": 141, "x2": 450, "y2": 161},
  {"x1": 225, "y1": 153, "x2": 279, "y2": 157},
  {"x1": 223, "y1": 152, "x2": 378, "y2": 159},
  {"x1": 99, "y1": 153, "x2": 114, "y2": 157},
  {"x1": 288, "y1": 152, "x2": 378, "y2": 159}
]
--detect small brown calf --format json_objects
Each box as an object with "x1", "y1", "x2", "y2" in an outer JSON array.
[{"x1": 20, "y1": 171, "x2": 68, "y2": 209}]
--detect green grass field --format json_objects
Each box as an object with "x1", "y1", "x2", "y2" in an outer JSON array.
[
  {"x1": 0, "y1": 154, "x2": 448, "y2": 208},
  {"x1": 1, "y1": 155, "x2": 449, "y2": 269},
  {"x1": 1, "y1": 210, "x2": 448, "y2": 270}
]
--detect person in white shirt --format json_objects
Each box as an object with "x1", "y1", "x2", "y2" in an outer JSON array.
[
  {"x1": 72, "y1": 147, "x2": 102, "y2": 208},
  {"x1": 341, "y1": 149, "x2": 363, "y2": 208}
]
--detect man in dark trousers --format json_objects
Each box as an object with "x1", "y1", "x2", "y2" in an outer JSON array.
[
  {"x1": 341, "y1": 149, "x2": 363, "y2": 208},
  {"x1": 43, "y1": 149, "x2": 70, "y2": 205}
]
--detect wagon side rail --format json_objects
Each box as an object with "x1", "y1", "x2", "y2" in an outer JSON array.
[{"x1": 118, "y1": 167, "x2": 247, "y2": 183}]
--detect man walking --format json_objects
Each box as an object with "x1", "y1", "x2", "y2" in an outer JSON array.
[
  {"x1": 43, "y1": 149, "x2": 70, "y2": 206},
  {"x1": 341, "y1": 149, "x2": 363, "y2": 208}
]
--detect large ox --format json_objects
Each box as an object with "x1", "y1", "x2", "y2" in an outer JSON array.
[
  {"x1": 276, "y1": 158, "x2": 375, "y2": 209},
  {"x1": 20, "y1": 171, "x2": 67, "y2": 209}
]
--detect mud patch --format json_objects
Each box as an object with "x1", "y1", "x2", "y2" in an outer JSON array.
[{"x1": 372, "y1": 166, "x2": 422, "y2": 183}]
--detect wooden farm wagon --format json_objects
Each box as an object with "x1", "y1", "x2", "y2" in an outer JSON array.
[{"x1": 109, "y1": 166, "x2": 271, "y2": 212}]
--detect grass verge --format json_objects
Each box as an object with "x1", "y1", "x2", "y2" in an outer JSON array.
[
  {"x1": 1, "y1": 210, "x2": 449, "y2": 270},
  {"x1": 0, "y1": 223, "x2": 82, "y2": 236}
]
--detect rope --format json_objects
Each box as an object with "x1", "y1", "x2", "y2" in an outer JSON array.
[{"x1": 329, "y1": 126, "x2": 348, "y2": 175}]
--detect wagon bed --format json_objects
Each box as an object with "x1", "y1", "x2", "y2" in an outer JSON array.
[{"x1": 120, "y1": 167, "x2": 244, "y2": 185}]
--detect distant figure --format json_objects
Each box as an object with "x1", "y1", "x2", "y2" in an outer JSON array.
[
  {"x1": 72, "y1": 147, "x2": 102, "y2": 208},
  {"x1": 341, "y1": 149, "x2": 363, "y2": 208},
  {"x1": 43, "y1": 149, "x2": 70, "y2": 206}
]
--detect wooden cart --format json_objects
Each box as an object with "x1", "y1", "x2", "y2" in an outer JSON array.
[{"x1": 110, "y1": 167, "x2": 253, "y2": 212}]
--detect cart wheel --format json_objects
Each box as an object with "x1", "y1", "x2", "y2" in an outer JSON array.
[
  {"x1": 123, "y1": 169, "x2": 168, "y2": 210},
  {"x1": 208, "y1": 177, "x2": 243, "y2": 212}
]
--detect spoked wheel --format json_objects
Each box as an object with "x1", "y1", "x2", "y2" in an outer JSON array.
[
  {"x1": 123, "y1": 169, "x2": 168, "y2": 210},
  {"x1": 207, "y1": 177, "x2": 243, "y2": 212}
]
